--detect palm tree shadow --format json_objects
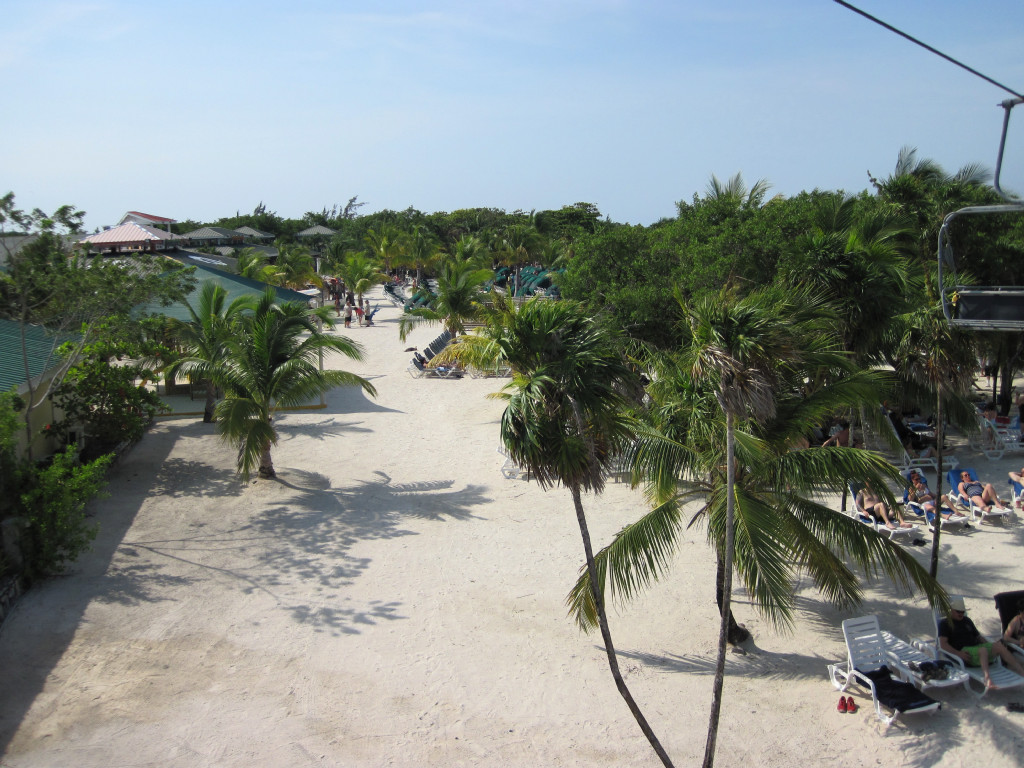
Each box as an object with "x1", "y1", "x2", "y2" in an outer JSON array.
[
  {"x1": 274, "y1": 417, "x2": 375, "y2": 443},
  {"x1": 320, "y1": 381, "x2": 404, "y2": 416},
  {"x1": 130, "y1": 468, "x2": 491, "y2": 635}
]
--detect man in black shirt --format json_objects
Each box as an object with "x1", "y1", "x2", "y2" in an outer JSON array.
[{"x1": 938, "y1": 595, "x2": 1024, "y2": 689}]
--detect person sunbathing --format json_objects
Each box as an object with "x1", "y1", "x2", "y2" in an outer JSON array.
[
  {"x1": 856, "y1": 482, "x2": 913, "y2": 530},
  {"x1": 939, "y1": 596, "x2": 1024, "y2": 690},
  {"x1": 907, "y1": 471, "x2": 963, "y2": 521},
  {"x1": 957, "y1": 471, "x2": 1010, "y2": 511},
  {"x1": 1003, "y1": 598, "x2": 1024, "y2": 652}
]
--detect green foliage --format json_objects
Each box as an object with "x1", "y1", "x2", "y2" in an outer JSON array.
[
  {"x1": 0, "y1": 391, "x2": 26, "y2": 517},
  {"x1": 216, "y1": 289, "x2": 376, "y2": 479},
  {"x1": 19, "y1": 447, "x2": 110, "y2": 577},
  {"x1": 50, "y1": 352, "x2": 167, "y2": 456}
]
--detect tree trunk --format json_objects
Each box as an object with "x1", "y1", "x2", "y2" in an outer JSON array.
[
  {"x1": 703, "y1": 414, "x2": 736, "y2": 768},
  {"x1": 258, "y1": 440, "x2": 275, "y2": 478},
  {"x1": 715, "y1": 552, "x2": 750, "y2": 645},
  {"x1": 929, "y1": 397, "x2": 944, "y2": 579},
  {"x1": 570, "y1": 483, "x2": 674, "y2": 768},
  {"x1": 203, "y1": 378, "x2": 216, "y2": 423}
]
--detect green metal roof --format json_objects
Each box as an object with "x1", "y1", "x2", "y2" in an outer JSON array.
[
  {"x1": 0, "y1": 318, "x2": 72, "y2": 394},
  {"x1": 140, "y1": 264, "x2": 317, "y2": 322}
]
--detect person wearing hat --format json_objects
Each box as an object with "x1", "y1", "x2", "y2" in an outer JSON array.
[{"x1": 938, "y1": 595, "x2": 1024, "y2": 689}]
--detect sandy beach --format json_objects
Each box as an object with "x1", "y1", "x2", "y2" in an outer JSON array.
[{"x1": 2, "y1": 291, "x2": 1024, "y2": 768}]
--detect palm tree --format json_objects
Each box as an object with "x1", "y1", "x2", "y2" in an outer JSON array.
[
  {"x1": 273, "y1": 243, "x2": 320, "y2": 290},
  {"x1": 895, "y1": 291, "x2": 978, "y2": 577},
  {"x1": 778, "y1": 196, "x2": 913, "y2": 366},
  {"x1": 215, "y1": 289, "x2": 376, "y2": 479},
  {"x1": 235, "y1": 247, "x2": 282, "y2": 284},
  {"x1": 166, "y1": 282, "x2": 255, "y2": 423},
  {"x1": 397, "y1": 258, "x2": 493, "y2": 341},
  {"x1": 400, "y1": 225, "x2": 443, "y2": 285},
  {"x1": 479, "y1": 298, "x2": 675, "y2": 767},
  {"x1": 364, "y1": 223, "x2": 405, "y2": 274},
  {"x1": 702, "y1": 172, "x2": 771, "y2": 209},
  {"x1": 564, "y1": 287, "x2": 944, "y2": 768},
  {"x1": 334, "y1": 251, "x2": 388, "y2": 304}
]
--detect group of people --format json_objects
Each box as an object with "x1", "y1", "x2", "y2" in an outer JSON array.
[
  {"x1": 854, "y1": 466, "x2": 1019, "y2": 531},
  {"x1": 326, "y1": 278, "x2": 377, "y2": 329}
]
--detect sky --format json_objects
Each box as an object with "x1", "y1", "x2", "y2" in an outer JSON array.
[{"x1": 2, "y1": 1, "x2": 1022, "y2": 232}]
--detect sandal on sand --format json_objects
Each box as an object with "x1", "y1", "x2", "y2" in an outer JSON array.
[{"x1": 1007, "y1": 702, "x2": 1024, "y2": 713}]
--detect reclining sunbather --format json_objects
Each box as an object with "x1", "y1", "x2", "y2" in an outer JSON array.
[
  {"x1": 1003, "y1": 598, "x2": 1024, "y2": 652},
  {"x1": 939, "y1": 595, "x2": 1024, "y2": 690},
  {"x1": 957, "y1": 470, "x2": 1010, "y2": 512},
  {"x1": 907, "y1": 471, "x2": 961, "y2": 520},
  {"x1": 856, "y1": 481, "x2": 913, "y2": 530}
]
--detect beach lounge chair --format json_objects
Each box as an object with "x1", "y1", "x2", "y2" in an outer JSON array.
[
  {"x1": 827, "y1": 616, "x2": 941, "y2": 727},
  {"x1": 1008, "y1": 475, "x2": 1024, "y2": 507},
  {"x1": 497, "y1": 446, "x2": 527, "y2": 480},
  {"x1": 946, "y1": 468, "x2": 1011, "y2": 524},
  {"x1": 880, "y1": 629, "x2": 970, "y2": 693},
  {"x1": 899, "y1": 471, "x2": 969, "y2": 532},
  {"x1": 848, "y1": 481, "x2": 917, "y2": 542},
  {"x1": 881, "y1": 408, "x2": 958, "y2": 475},
  {"x1": 994, "y1": 590, "x2": 1024, "y2": 665},
  {"x1": 929, "y1": 610, "x2": 1024, "y2": 696}
]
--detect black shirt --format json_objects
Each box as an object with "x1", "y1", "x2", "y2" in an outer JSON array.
[{"x1": 938, "y1": 615, "x2": 984, "y2": 650}]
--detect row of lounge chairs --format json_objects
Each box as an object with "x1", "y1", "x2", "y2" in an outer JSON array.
[
  {"x1": 846, "y1": 465, "x2": 1016, "y2": 545},
  {"x1": 407, "y1": 330, "x2": 464, "y2": 379},
  {"x1": 829, "y1": 594, "x2": 1024, "y2": 727}
]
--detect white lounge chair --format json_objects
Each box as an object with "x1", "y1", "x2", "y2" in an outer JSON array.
[
  {"x1": 927, "y1": 611, "x2": 1024, "y2": 697},
  {"x1": 848, "y1": 481, "x2": 918, "y2": 542},
  {"x1": 827, "y1": 615, "x2": 941, "y2": 727}
]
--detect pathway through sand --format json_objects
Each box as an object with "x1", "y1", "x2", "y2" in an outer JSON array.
[{"x1": 2, "y1": 291, "x2": 1023, "y2": 767}]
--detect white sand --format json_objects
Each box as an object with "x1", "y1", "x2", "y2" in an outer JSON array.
[{"x1": 2, "y1": 292, "x2": 1024, "y2": 767}]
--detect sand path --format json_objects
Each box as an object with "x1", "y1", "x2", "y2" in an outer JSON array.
[{"x1": 2, "y1": 291, "x2": 1023, "y2": 767}]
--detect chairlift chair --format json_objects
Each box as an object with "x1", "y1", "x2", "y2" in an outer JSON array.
[{"x1": 938, "y1": 97, "x2": 1024, "y2": 331}]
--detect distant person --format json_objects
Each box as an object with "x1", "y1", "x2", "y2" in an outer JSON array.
[
  {"x1": 343, "y1": 303, "x2": 353, "y2": 329},
  {"x1": 822, "y1": 421, "x2": 851, "y2": 447}
]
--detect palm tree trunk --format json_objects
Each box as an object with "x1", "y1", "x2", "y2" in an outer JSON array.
[
  {"x1": 258, "y1": 440, "x2": 275, "y2": 478},
  {"x1": 929, "y1": 397, "x2": 944, "y2": 578},
  {"x1": 570, "y1": 483, "x2": 674, "y2": 768},
  {"x1": 703, "y1": 413, "x2": 736, "y2": 768},
  {"x1": 203, "y1": 378, "x2": 216, "y2": 423},
  {"x1": 715, "y1": 553, "x2": 749, "y2": 645}
]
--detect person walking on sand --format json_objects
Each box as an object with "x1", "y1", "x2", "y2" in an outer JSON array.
[{"x1": 343, "y1": 302, "x2": 353, "y2": 329}]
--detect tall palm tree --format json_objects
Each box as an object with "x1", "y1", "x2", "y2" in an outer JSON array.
[
  {"x1": 895, "y1": 291, "x2": 978, "y2": 577},
  {"x1": 398, "y1": 258, "x2": 493, "y2": 341},
  {"x1": 166, "y1": 283, "x2": 255, "y2": 423},
  {"x1": 482, "y1": 298, "x2": 675, "y2": 767},
  {"x1": 565, "y1": 287, "x2": 944, "y2": 768},
  {"x1": 215, "y1": 289, "x2": 375, "y2": 479}
]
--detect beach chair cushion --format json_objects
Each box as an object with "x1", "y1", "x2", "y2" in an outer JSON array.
[{"x1": 857, "y1": 667, "x2": 937, "y2": 714}]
